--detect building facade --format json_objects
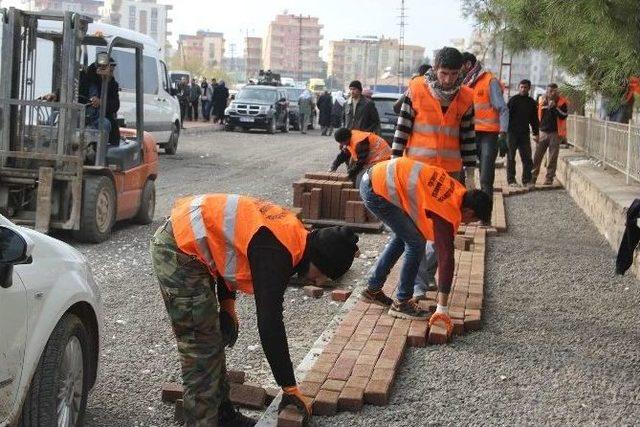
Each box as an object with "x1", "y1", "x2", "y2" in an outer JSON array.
[
  {"x1": 262, "y1": 13, "x2": 323, "y2": 81},
  {"x1": 244, "y1": 36, "x2": 263, "y2": 80},
  {"x1": 178, "y1": 31, "x2": 225, "y2": 69},
  {"x1": 23, "y1": 0, "x2": 103, "y2": 19},
  {"x1": 328, "y1": 36, "x2": 425, "y2": 89},
  {"x1": 101, "y1": 0, "x2": 172, "y2": 58}
]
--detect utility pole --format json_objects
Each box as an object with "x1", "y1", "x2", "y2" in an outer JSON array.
[
  {"x1": 229, "y1": 42, "x2": 236, "y2": 76},
  {"x1": 297, "y1": 14, "x2": 303, "y2": 82},
  {"x1": 397, "y1": 0, "x2": 407, "y2": 93}
]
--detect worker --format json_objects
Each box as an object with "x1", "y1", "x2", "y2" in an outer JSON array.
[
  {"x1": 359, "y1": 158, "x2": 491, "y2": 326},
  {"x1": 330, "y1": 127, "x2": 391, "y2": 186},
  {"x1": 391, "y1": 47, "x2": 477, "y2": 301},
  {"x1": 532, "y1": 83, "x2": 569, "y2": 185},
  {"x1": 150, "y1": 194, "x2": 359, "y2": 426},
  {"x1": 461, "y1": 52, "x2": 509, "y2": 204},
  {"x1": 393, "y1": 63, "x2": 432, "y2": 114}
]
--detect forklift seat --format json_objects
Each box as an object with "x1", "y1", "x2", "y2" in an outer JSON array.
[{"x1": 106, "y1": 138, "x2": 142, "y2": 171}]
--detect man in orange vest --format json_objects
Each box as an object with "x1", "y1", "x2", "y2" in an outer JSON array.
[
  {"x1": 391, "y1": 47, "x2": 477, "y2": 301},
  {"x1": 532, "y1": 83, "x2": 569, "y2": 185},
  {"x1": 330, "y1": 127, "x2": 391, "y2": 185},
  {"x1": 150, "y1": 195, "x2": 359, "y2": 426},
  {"x1": 461, "y1": 52, "x2": 509, "y2": 202},
  {"x1": 359, "y1": 158, "x2": 491, "y2": 322}
]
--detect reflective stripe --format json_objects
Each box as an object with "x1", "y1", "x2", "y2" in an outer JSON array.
[
  {"x1": 413, "y1": 122, "x2": 459, "y2": 138},
  {"x1": 222, "y1": 194, "x2": 240, "y2": 286},
  {"x1": 189, "y1": 195, "x2": 217, "y2": 272},
  {"x1": 405, "y1": 146, "x2": 461, "y2": 160},
  {"x1": 386, "y1": 158, "x2": 400, "y2": 205},
  {"x1": 475, "y1": 117, "x2": 500, "y2": 125},
  {"x1": 407, "y1": 161, "x2": 423, "y2": 221},
  {"x1": 474, "y1": 102, "x2": 492, "y2": 110}
]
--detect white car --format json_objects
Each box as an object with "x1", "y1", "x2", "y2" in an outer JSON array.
[{"x1": 0, "y1": 216, "x2": 103, "y2": 426}]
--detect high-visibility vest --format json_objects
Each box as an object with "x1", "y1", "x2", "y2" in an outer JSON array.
[
  {"x1": 170, "y1": 194, "x2": 308, "y2": 294},
  {"x1": 538, "y1": 96, "x2": 569, "y2": 137},
  {"x1": 404, "y1": 78, "x2": 474, "y2": 172},
  {"x1": 468, "y1": 72, "x2": 501, "y2": 132},
  {"x1": 345, "y1": 130, "x2": 391, "y2": 166},
  {"x1": 369, "y1": 158, "x2": 466, "y2": 241}
]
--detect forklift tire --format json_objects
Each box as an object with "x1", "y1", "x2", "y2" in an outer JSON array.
[
  {"x1": 134, "y1": 180, "x2": 155, "y2": 225},
  {"x1": 164, "y1": 123, "x2": 179, "y2": 155},
  {"x1": 73, "y1": 176, "x2": 116, "y2": 243}
]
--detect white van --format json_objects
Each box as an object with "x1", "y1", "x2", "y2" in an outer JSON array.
[
  {"x1": 169, "y1": 70, "x2": 192, "y2": 90},
  {"x1": 35, "y1": 20, "x2": 182, "y2": 154}
]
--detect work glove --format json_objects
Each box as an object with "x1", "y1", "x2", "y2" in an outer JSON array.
[
  {"x1": 429, "y1": 312, "x2": 453, "y2": 336},
  {"x1": 279, "y1": 386, "x2": 312, "y2": 425},
  {"x1": 498, "y1": 132, "x2": 508, "y2": 158},
  {"x1": 465, "y1": 166, "x2": 477, "y2": 191},
  {"x1": 219, "y1": 299, "x2": 239, "y2": 348}
]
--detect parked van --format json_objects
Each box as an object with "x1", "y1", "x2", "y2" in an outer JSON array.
[{"x1": 36, "y1": 20, "x2": 182, "y2": 154}]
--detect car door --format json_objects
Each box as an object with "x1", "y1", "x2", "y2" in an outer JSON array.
[
  {"x1": 0, "y1": 270, "x2": 28, "y2": 423},
  {"x1": 153, "y1": 60, "x2": 176, "y2": 143}
]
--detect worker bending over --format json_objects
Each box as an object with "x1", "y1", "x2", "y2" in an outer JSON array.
[
  {"x1": 150, "y1": 194, "x2": 359, "y2": 426},
  {"x1": 359, "y1": 158, "x2": 491, "y2": 329},
  {"x1": 330, "y1": 127, "x2": 391, "y2": 185}
]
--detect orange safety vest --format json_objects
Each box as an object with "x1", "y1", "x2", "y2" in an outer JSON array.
[
  {"x1": 170, "y1": 194, "x2": 308, "y2": 294},
  {"x1": 404, "y1": 78, "x2": 474, "y2": 172},
  {"x1": 369, "y1": 158, "x2": 466, "y2": 241},
  {"x1": 346, "y1": 130, "x2": 391, "y2": 166},
  {"x1": 538, "y1": 96, "x2": 569, "y2": 137},
  {"x1": 468, "y1": 72, "x2": 501, "y2": 133}
]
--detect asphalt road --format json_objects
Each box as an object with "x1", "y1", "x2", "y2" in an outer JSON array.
[{"x1": 68, "y1": 128, "x2": 386, "y2": 426}]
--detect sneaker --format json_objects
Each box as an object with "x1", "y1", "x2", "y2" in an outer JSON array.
[
  {"x1": 388, "y1": 299, "x2": 430, "y2": 320},
  {"x1": 219, "y1": 400, "x2": 257, "y2": 426},
  {"x1": 523, "y1": 182, "x2": 535, "y2": 190},
  {"x1": 361, "y1": 289, "x2": 393, "y2": 307},
  {"x1": 411, "y1": 294, "x2": 427, "y2": 304}
]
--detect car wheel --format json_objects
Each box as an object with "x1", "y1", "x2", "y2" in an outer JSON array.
[
  {"x1": 134, "y1": 179, "x2": 155, "y2": 224},
  {"x1": 224, "y1": 124, "x2": 235, "y2": 132},
  {"x1": 281, "y1": 115, "x2": 289, "y2": 133},
  {"x1": 267, "y1": 118, "x2": 276, "y2": 134},
  {"x1": 18, "y1": 313, "x2": 92, "y2": 427},
  {"x1": 73, "y1": 175, "x2": 116, "y2": 243},
  {"x1": 165, "y1": 122, "x2": 179, "y2": 155}
]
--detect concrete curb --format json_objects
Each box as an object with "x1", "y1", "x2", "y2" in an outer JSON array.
[{"x1": 181, "y1": 125, "x2": 224, "y2": 137}]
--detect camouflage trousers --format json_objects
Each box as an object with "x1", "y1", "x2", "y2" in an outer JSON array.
[{"x1": 150, "y1": 221, "x2": 230, "y2": 427}]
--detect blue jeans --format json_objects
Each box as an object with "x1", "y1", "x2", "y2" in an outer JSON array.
[
  {"x1": 360, "y1": 173, "x2": 425, "y2": 301},
  {"x1": 476, "y1": 131, "x2": 499, "y2": 196},
  {"x1": 413, "y1": 243, "x2": 437, "y2": 297}
]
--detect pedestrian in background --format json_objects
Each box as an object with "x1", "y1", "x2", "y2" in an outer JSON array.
[
  {"x1": 532, "y1": 83, "x2": 568, "y2": 185},
  {"x1": 200, "y1": 78, "x2": 213, "y2": 122},
  {"x1": 177, "y1": 76, "x2": 189, "y2": 128},
  {"x1": 461, "y1": 52, "x2": 509, "y2": 206},
  {"x1": 344, "y1": 80, "x2": 380, "y2": 134},
  {"x1": 212, "y1": 80, "x2": 229, "y2": 124},
  {"x1": 187, "y1": 78, "x2": 202, "y2": 121},
  {"x1": 317, "y1": 90, "x2": 333, "y2": 136},
  {"x1": 506, "y1": 79, "x2": 538, "y2": 188},
  {"x1": 298, "y1": 89, "x2": 315, "y2": 134},
  {"x1": 330, "y1": 92, "x2": 346, "y2": 135}
]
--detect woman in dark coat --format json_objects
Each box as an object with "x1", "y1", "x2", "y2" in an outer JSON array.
[
  {"x1": 212, "y1": 80, "x2": 229, "y2": 124},
  {"x1": 317, "y1": 91, "x2": 333, "y2": 135},
  {"x1": 330, "y1": 92, "x2": 346, "y2": 136}
]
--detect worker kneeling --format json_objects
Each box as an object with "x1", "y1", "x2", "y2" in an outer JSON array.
[
  {"x1": 359, "y1": 158, "x2": 491, "y2": 330},
  {"x1": 330, "y1": 127, "x2": 391, "y2": 185},
  {"x1": 150, "y1": 194, "x2": 359, "y2": 426}
]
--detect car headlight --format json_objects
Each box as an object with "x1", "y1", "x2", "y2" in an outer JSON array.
[{"x1": 259, "y1": 106, "x2": 269, "y2": 113}]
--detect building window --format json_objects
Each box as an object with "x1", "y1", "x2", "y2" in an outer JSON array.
[
  {"x1": 128, "y1": 5, "x2": 136, "y2": 30},
  {"x1": 150, "y1": 7, "x2": 158, "y2": 39},
  {"x1": 139, "y1": 10, "x2": 148, "y2": 34}
]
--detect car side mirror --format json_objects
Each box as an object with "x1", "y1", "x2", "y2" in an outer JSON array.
[{"x1": 0, "y1": 226, "x2": 33, "y2": 289}]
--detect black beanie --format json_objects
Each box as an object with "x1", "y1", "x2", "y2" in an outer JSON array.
[
  {"x1": 307, "y1": 226, "x2": 359, "y2": 280},
  {"x1": 348, "y1": 80, "x2": 363, "y2": 92}
]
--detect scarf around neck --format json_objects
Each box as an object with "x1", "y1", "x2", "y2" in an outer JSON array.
[
  {"x1": 424, "y1": 68, "x2": 463, "y2": 103},
  {"x1": 462, "y1": 61, "x2": 485, "y2": 87}
]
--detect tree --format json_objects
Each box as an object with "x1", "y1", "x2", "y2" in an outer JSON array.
[
  {"x1": 167, "y1": 52, "x2": 235, "y2": 85},
  {"x1": 461, "y1": 0, "x2": 640, "y2": 103}
]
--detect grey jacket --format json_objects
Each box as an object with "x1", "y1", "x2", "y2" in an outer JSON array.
[{"x1": 344, "y1": 96, "x2": 381, "y2": 134}]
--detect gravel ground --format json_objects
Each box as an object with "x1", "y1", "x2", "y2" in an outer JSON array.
[
  {"x1": 56, "y1": 129, "x2": 387, "y2": 426},
  {"x1": 315, "y1": 190, "x2": 640, "y2": 426}
]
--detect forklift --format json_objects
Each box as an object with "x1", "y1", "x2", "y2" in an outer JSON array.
[{"x1": 0, "y1": 8, "x2": 158, "y2": 243}]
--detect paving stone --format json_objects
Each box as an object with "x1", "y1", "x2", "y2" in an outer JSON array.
[
  {"x1": 364, "y1": 379, "x2": 392, "y2": 406},
  {"x1": 229, "y1": 383, "x2": 266, "y2": 409},
  {"x1": 321, "y1": 379, "x2": 346, "y2": 392},
  {"x1": 161, "y1": 382, "x2": 183, "y2": 403},
  {"x1": 407, "y1": 320, "x2": 428, "y2": 347},
  {"x1": 338, "y1": 387, "x2": 365, "y2": 412},
  {"x1": 303, "y1": 285, "x2": 324, "y2": 298},
  {"x1": 299, "y1": 381, "x2": 322, "y2": 398},
  {"x1": 277, "y1": 406, "x2": 305, "y2": 427},
  {"x1": 331, "y1": 289, "x2": 352, "y2": 302},
  {"x1": 313, "y1": 389, "x2": 340, "y2": 415},
  {"x1": 427, "y1": 324, "x2": 449, "y2": 345}
]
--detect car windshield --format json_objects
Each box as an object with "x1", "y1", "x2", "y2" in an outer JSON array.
[
  {"x1": 171, "y1": 73, "x2": 189, "y2": 83},
  {"x1": 236, "y1": 88, "x2": 277, "y2": 102},
  {"x1": 285, "y1": 88, "x2": 305, "y2": 100},
  {"x1": 374, "y1": 98, "x2": 398, "y2": 118}
]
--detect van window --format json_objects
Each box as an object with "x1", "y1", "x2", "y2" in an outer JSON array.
[
  {"x1": 159, "y1": 60, "x2": 169, "y2": 92},
  {"x1": 101, "y1": 48, "x2": 158, "y2": 95}
]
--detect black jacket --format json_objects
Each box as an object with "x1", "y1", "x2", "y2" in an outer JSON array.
[
  {"x1": 616, "y1": 198, "x2": 640, "y2": 275},
  {"x1": 344, "y1": 97, "x2": 380, "y2": 134},
  {"x1": 507, "y1": 94, "x2": 539, "y2": 135}
]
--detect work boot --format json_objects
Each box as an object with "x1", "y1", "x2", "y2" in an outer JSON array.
[
  {"x1": 218, "y1": 400, "x2": 257, "y2": 427},
  {"x1": 360, "y1": 289, "x2": 393, "y2": 307},
  {"x1": 388, "y1": 299, "x2": 430, "y2": 320}
]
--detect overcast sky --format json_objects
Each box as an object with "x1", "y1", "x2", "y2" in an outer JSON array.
[{"x1": 4, "y1": 0, "x2": 476, "y2": 59}]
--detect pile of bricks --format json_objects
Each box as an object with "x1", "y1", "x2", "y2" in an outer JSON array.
[
  {"x1": 292, "y1": 172, "x2": 382, "y2": 231},
  {"x1": 490, "y1": 191, "x2": 507, "y2": 232},
  {"x1": 277, "y1": 225, "x2": 487, "y2": 425}
]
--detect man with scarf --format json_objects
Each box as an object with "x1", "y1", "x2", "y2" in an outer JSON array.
[
  {"x1": 385, "y1": 46, "x2": 477, "y2": 303},
  {"x1": 461, "y1": 52, "x2": 509, "y2": 206}
]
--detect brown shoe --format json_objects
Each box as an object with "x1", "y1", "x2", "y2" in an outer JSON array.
[{"x1": 360, "y1": 289, "x2": 393, "y2": 307}]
